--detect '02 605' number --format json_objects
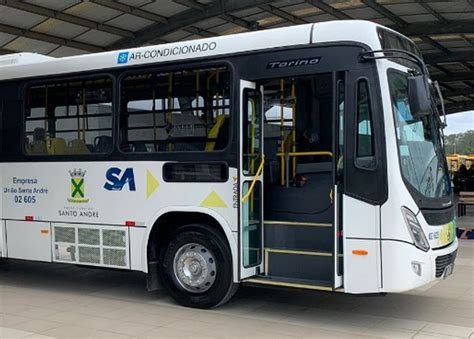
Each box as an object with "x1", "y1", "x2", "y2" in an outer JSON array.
[{"x1": 14, "y1": 195, "x2": 36, "y2": 204}]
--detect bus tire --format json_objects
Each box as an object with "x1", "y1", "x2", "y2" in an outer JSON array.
[{"x1": 159, "y1": 224, "x2": 238, "y2": 309}]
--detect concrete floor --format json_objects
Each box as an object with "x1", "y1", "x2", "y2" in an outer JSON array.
[{"x1": 0, "y1": 240, "x2": 472, "y2": 339}]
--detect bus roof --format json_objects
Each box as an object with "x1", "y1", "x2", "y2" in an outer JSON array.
[{"x1": 0, "y1": 20, "x2": 391, "y2": 82}]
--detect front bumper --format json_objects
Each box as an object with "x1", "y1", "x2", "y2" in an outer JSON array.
[{"x1": 381, "y1": 237, "x2": 458, "y2": 293}]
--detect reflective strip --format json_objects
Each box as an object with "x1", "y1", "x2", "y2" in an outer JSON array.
[
  {"x1": 245, "y1": 278, "x2": 333, "y2": 291},
  {"x1": 265, "y1": 220, "x2": 332, "y2": 227},
  {"x1": 265, "y1": 248, "x2": 332, "y2": 257}
]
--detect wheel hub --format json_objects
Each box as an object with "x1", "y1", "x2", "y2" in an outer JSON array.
[{"x1": 173, "y1": 243, "x2": 216, "y2": 293}]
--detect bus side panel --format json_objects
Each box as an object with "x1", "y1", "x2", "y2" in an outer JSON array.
[
  {"x1": 130, "y1": 226, "x2": 146, "y2": 271},
  {"x1": 6, "y1": 220, "x2": 52, "y2": 262},
  {"x1": 343, "y1": 195, "x2": 381, "y2": 293},
  {"x1": 2, "y1": 162, "x2": 237, "y2": 232},
  {"x1": 0, "y1": 221, "x2": 5, "y2": 258},
  {"x1": 1, "y1": 162, "x2": 238, "y2": 273}
]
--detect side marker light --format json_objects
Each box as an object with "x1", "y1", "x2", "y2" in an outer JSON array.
[{"x1": 352, "y1": 249, "x2": 368, "y2": 256}]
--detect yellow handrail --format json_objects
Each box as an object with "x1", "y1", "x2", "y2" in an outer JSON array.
[
  {"x1": 242, "y1": 155, "x2": 265, "y2": 203},
  {"x1": 291, "y1": 80, "x2": 296, "y2": 178},
  {"x1": 277, "y1": 151, "x2": 333, "y2": 157}
]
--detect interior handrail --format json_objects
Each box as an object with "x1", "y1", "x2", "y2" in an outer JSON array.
[
  {"x1": 242, "y1": 154, "x2": 265, "y2": 203},
  {"x1": 277, "y1": 151, "x2": 333, "y2": 157}
]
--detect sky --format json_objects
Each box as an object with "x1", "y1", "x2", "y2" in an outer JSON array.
[{"x1": 444, "y1": 110, "x2": 474, "y2": 135}]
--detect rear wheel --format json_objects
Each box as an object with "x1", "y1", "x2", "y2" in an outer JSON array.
[{"x1": 159, "y1": 224, "x2": 238, "y2": 309}]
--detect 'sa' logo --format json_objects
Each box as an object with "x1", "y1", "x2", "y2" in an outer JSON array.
[
  {"x1": 68, "y1": 169, "x2": 89, "y2": 203},
  {"x1": 104, "y1": 168, "x2": 136, "y2": 191},
  {"x1": 117, "y1": 51, "x2": 129, "y2": 64}
]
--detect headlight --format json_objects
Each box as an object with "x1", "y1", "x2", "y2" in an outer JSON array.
[{"x1": 401, "y1": 207, "x2": 430, "y2": 252}]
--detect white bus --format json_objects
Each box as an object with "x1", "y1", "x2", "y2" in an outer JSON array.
[{"x1": 0, "y1": 20, "x2": 457, "y2": 309}]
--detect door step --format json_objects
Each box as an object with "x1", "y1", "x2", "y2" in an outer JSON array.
[
  {"x1": 245, "y1": 276, "x2": 342, "y2": 292},
  {"x1": 265, "y1": 220, "x2": 332, "y2": 227},
  {"x1": 264, "y1": 220, "x2": 334, "y2": 252},
  {"x1": 261, "y1": 220, "x2": 341, "y2": 288},
  {"x1": 264, "y1": 247, "x2": 333, "y2": 282}
]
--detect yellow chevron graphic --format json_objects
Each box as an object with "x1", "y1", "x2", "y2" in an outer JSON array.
[
  {"x1": 146, "y1": 170, "x2": 159, "y2": 199},
  {"x1": 200, "y1": 191, "x2": 227, "y2": 208}
]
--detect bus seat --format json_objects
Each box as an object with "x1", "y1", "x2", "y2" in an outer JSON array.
[
  {"x1": 264, "y1": 137, "x2": 279, "y2": 161},
  {"x1": 205, "y1": 115, "x2": 228, "y2": 151},
  {"x1": 33, "y1": 127, "x2": 46, "y2": 141},
  {"x1": 132, "y1": 141, "x2": 148, "y2": 152},
  {"x1": 29, "y1": 128, "x2": 47, "y2": 154},
  {"x1": 47, "y1": 138, "x2": 67, "y2": 155},
  {"x1": 94, "y1": 135, "x2": 113, "y2": 153},
  {"x1": 29, "y1": 141, "x2": 47, "y2": 154},
  {"x1": 24, "y1": 137, "x2": 31, "y2": 153},
  {"x1": 296, "y1": 162, "x2": 332, "y2": 174},
  {"x1": 68, "y1": 139, "x2": 90, "y2": 154}
]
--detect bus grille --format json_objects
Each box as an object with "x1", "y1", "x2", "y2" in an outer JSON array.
[
  {"x1": 53, "y1": 224, "x2": 129, "y2": 268},
  {"x1": 435, "y1": 250, "x2": 457, "y2": 278}
]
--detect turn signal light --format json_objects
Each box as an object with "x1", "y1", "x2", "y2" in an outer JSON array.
[{"x1": 352, "y1": 249, "x2": 368, "y2": 256}]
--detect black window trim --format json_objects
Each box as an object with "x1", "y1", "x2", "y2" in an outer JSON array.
[
  {"x1": 354, "y1": 76, "x2": 377, "y2": 171},
  {"x1": 242, "y1": 87, "x2": 263, "y2": 178},
  {"x1": 162, "y1": 161, "x2": 229, "y2": 183},
  {"x1": 22, "y1": 72, "x2": 116, "y2": 158}
]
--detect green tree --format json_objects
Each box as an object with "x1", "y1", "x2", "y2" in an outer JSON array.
[{"x1": 444, "y1": 130, "x2": 474, "y2": 155}]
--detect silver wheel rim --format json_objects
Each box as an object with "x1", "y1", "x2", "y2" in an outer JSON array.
[{"x1": 173, "y1": 243, "x2": 217, "y2": 293}]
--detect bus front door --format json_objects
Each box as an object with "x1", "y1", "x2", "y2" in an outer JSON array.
[{"x1": 239, "y1": 80, "x2": 264, "y2": 279}]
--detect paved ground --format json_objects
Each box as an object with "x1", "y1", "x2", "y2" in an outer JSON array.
[{"x1": 0, "y1": 240, "x2": 472, "y2": 339}]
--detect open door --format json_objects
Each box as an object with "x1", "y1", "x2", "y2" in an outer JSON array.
[
  {"x1": 247, "y1": 74, "x2": 337, "y2": 291},
  {"x1": 239, "y1": 80, "x2": 264, "y2": 279}
]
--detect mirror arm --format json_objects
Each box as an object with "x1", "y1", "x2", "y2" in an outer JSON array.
[
  {"x1": 361, "y1": 49, "x2": 428, "y2": 75},
  {"x1": 433, "y1": 81, "x2": 447, "y2": 129}
]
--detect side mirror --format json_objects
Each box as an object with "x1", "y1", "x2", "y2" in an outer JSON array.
[{"x1": 408, "y1": 74, "x2": 431, "y2": 117}]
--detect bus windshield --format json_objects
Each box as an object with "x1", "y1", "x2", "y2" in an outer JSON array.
[{"x1": 388, "y1": 71, "x2": 451, "y2": 199}]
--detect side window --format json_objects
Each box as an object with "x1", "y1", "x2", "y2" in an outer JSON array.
[
  {"x1": 120, "y1": 66, "x2": 230, "y2": 153},
  {"x1": 356, "y1": 79, "x2": 374, "y2": 158},
  {"x1": 25, "y1": 77, "x2": 113, "y2": 155},
  {"x1": 337, "y1": 78, "x2": 345, "y2": 176},
  {"x1": 242, "y1": 88, "x2": 262, "y2": 176}
]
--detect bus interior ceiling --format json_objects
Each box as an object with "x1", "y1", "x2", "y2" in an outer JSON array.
[{"x1": 263, "y1": 74, "x2": 334, "y2": 224}]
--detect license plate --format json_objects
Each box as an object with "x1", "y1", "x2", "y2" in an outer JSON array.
[{"x1": 443, "y1": 263, "x2": 454, "y2": 279}]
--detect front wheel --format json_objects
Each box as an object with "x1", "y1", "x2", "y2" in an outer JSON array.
[{"x1": 160, "y1": 224, "x2": 238, "y2": 309}]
